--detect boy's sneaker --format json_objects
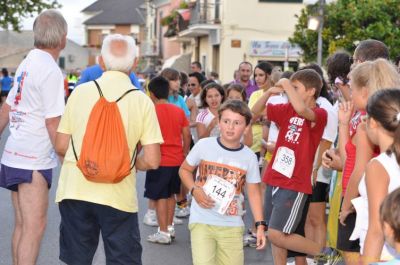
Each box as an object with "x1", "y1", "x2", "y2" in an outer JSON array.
[
  {"x1": 168, "y1": 225, "x2": 175, "y2": 239},
  {"x1": 243, "y1": 229, "x2": 257, "y2": 247},
  {"x1": 314, "y1": 247, "x2": 342, "y2": 265},
  {"x1": 147, "y1": 230, "x2": 171, "y2": 245},
  {"x1": 306, "y1": 257, "x2": 316, "y2": 265},
  {"x1": 243, "y1": 233, "x2": 257, "y2": 247},
  {"x1": 173, "y1": 216, "x2": 183, "y2": 225},
  {"x1": 175, "y1": 206, "x2": 190, "y2": 218},
  {"x1": 143, "y1": 210, "x2": 158, "y2": 227}
]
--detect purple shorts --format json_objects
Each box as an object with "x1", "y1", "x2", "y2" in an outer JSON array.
[{"x1": 0, "y1": 164, "x2": 52, "y2": 192}]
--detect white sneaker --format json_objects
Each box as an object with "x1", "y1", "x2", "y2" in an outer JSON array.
[
  {"x1": 168, "y1": 225, "x2": 175, "y2": 239},
  {"x1": 147, "y1": 230, "x2": 171, "y2": 244},
  {"x1": 143, "y1": 210, "x2": 158, "y2": 227},
  {"x1": 243, "y1": 233, "x2": 257, "y2": 247},
  {"x1": 306, "y1": 257, "x2": 316, "y2": 265},
  {"x1": 175, "y1": 206, "x2": 190, "y2": 218},
  {"x1": 173, "y1": 216, "x2": 183, "y2": 225}
]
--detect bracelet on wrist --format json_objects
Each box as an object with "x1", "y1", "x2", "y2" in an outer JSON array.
[{"x1": 255, "y1": 220, "x2": 267, "y2": 229}]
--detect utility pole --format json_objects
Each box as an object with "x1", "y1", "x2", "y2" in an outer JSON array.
[{"x1": 317, "y1": 0, "x2": 325, "y2": 66}]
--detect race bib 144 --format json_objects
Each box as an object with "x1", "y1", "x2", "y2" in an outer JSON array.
[{"x1": 203, "y1": 175, "x2": 236, "y2": 215}]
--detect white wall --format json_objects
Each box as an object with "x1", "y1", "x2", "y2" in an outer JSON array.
[{"x1": 217, "y1": 1, "x2": 304, "y2": 82}]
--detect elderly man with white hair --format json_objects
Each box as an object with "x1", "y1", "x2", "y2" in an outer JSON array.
[
  {"x1": 0, "y1": 9, "x2": 67, "y2": 265},
  {"x1": 54, "y1": 34, "x2": 163, "y2": 265}
]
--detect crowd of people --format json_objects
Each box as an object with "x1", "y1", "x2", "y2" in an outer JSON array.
[{"x1": 1, "y1": 8, "x2": 400, "y2": 265}]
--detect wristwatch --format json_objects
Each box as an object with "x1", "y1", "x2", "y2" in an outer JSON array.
[{"x1": 255, "y1": 220, "x2": 267, "y2": 228}]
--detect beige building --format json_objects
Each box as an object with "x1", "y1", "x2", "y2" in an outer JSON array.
[
  {"x1": 170, "y1": 0, "x2": 304, "y2": 82},
  {"x1": 0, "y1": 31, "x2": 89, "y2": 73}
]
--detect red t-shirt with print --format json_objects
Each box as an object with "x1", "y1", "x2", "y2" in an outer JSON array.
[
  {"x1": 155, "y1": 103, "x2": 189, "y2": 166},
  {"x1": 263, "y1": 103, "x2": 327, "y2": 194}
]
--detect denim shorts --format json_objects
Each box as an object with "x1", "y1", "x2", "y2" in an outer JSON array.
[{"x1": 0, "y1": 164, "x2": 52, "y2": 191}]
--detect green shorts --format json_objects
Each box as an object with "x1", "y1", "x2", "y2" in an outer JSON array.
[{"x1": 189, "y1": 223, "x2": 244, "y2": 265}]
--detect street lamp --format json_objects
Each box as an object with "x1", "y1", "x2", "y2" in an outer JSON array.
[{"x1": 307, "y1": 0, "x2": 325, "y2": 66}]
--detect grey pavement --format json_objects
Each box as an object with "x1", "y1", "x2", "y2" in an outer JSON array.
[{"x1": 0, "y1": 128, "x2": 273, "y2": 265}]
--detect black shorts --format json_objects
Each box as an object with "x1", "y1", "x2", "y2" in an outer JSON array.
[
  {"x1": 310, "y1": 181, "x2": 329, "y2": 203},
  {"x1": 144, "y1": 166, "x2": 181, "y2": 200},
  {"x1": 0, "y1": 91, "x2": 9, "y2": 97},
  {"x1": 287, "y1": 196, "x2": 311, "y2": 257},
  {"x1": 59, "y1": 199, "x2": 142, "y2": 265},
  {"x1": 337, "y1": 198, "x2": 360, "y2": 252}
]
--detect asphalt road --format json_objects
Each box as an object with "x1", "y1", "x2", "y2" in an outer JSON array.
[{"x1": 0, "y1": 128, "x2": 274, "y2": 265}]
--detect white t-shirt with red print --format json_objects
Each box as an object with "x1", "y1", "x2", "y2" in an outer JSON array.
[{"x1": 1, "y1": 49, "x2": 65, "y2": 170}]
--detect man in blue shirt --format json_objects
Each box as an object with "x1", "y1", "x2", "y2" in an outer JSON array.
[
  {"x1": 75, "y1": 64, "x2": 141, "y2": 90},
  {"x1": 1, "y1": 68, "x2": 13, "y2": 104}
]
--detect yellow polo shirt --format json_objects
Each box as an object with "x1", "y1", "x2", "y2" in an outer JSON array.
[
  {"x1": 55, "y1": 71, "x2": 163, "y2": 213},
  {"x1": 248, "y1": 89, "x2": 264, "y2": 153}
]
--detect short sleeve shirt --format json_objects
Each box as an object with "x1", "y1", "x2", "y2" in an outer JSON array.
[
  {"x1": 1, "y1": 76, "x2": 13, "y2": 92},
  {"x1": 266, "y1": 94, "x2": 288, "y2": 142},
  {"x1": 1, "y1": 49, "x2": 65, "y2": 169},
  {"x1": 263, "y1": 103, "x2": 327, "y2": 194},
  {"x1": 186, "y1": 137, "x2": 260, "y2": 227},
  {"x1": 56, "y1": 71, "x2": 163, "y2": 213},
  {"x1": 155, "y1": 103, "x2": 189, "y2": 166},
  {"x1": 316, "y1": 97, "x2": 338, "y2": 143},
  {"x1": 196, "y1": 108, "x2": 220, "y2": 137},
  {"x1": 168, "y1": 94, "x2": 190, "y2": 117},
  {"x1": 247, "y1": 89, "x2": 264, "y2": 153}
]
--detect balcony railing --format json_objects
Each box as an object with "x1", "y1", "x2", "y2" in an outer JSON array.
[{"x1": 189, "y1": 0, "x2": 221, "y2": 26}]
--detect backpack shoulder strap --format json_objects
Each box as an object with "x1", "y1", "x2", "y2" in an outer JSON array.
[
  {"x1": 116, "y1": 89, "x2": 139, "y2": 102},
  {"x1": 130, "y1": 144, "x2": 138, "y2": 170},
  {"x1": 71, "y1": 136, "x2": 78, "y2": 161},
  {"x1": 93, "y1": 80, "x2": 103, "y2": 97}
]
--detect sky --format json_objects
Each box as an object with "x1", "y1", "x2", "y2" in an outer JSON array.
[
  {"x1": 21, "y1": 0, "x2": 333, "y2": 45},
  {"x1": 22, "y1": 0, "x2": 96, "y2": 45}
]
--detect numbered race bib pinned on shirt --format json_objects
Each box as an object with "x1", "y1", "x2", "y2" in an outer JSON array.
[
  {"x1": 203, "y1": 175, "x2": 236, "y2": 215},
  {"x1": 272, "y1": 146, "x2": 295, "y2": 178}
]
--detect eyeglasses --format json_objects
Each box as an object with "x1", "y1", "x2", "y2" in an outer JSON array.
[{"x1": 188, "y1": 83, "x2": 197, "y2": 87}]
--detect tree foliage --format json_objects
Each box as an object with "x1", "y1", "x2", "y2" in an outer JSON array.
[
  {"x1": 289, "y1": 0, "x2": 400, "y2": 63},
  {"x1": 0, "y1": 0, "x2": 60, "y2": 31}
]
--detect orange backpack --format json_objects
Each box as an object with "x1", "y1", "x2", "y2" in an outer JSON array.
[{"x1": 71, "y1": 80, "x2": 138, "y2": 183}]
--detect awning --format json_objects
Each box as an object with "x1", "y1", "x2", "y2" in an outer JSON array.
[
  {"x1": 162, "y1": 53, "x2": 192, "y2": 73},
  {"x1": 177, "y1": 9, "x2": 191, "y2": 21}
]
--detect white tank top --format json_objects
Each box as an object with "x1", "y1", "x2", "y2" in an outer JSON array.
[{"x1": 354, "y1": 152, "x2": 400, "y2": 260}]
